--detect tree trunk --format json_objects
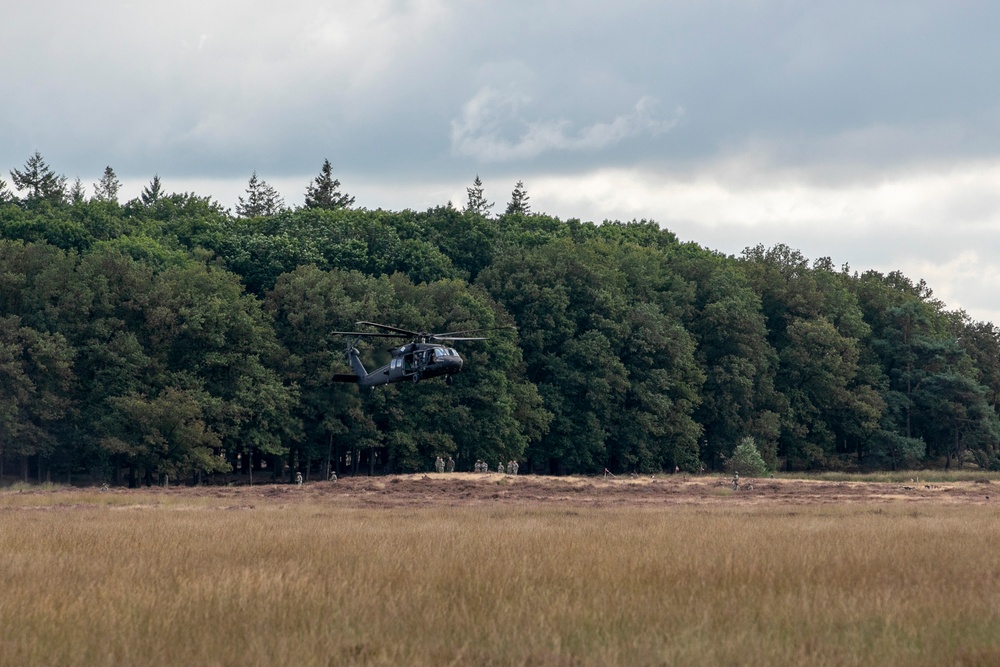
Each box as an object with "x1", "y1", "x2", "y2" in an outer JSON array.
[{"x1": 325, "y1": 432, "x2": 333, "y2": 481}]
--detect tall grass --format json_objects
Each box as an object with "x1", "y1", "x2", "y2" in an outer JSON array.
[{"x1": 0, "y1": 493, "x2": 998, "y2": 665}]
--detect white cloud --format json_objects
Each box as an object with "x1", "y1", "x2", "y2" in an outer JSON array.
[
  {"x1": 525, "y1": 159, "x2": 1000, "y2": 323},
  {"x1": 450, "y1": 87, "x2": 681, "y2": 162}
]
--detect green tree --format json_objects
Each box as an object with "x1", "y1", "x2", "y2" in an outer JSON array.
[
  {"x1": 92, "y1": 166, "x2": 121, "y2": 203},
  {"x1": 0, "y1": 177, "x2": 13, "y2": 204},
  {"x1": 504, "y1": 180, "x2": 530, "y2": 216},
  {"x1": 669, "y1": 246, "x2": 780, "y2": 468},
  {"x1": 149, "y1": 260, "x2": 301, "y2": 468},
  {"x1": 740, "y1": 245, "x2": 885, "y2": 469},
  {"x1": 478, "y1": 238, "x2": 701, "y2": 473},
  {"x1": 104, "y1": 388, "x2": 227, "y2": 485},
  {"x1": 10, "y1": 151, "x2": 67, "y2": 206},
  {"x1": 463, "y1": 175, "x2": 494, "y2": 217},
  {"x1": 236, "y1": 172, "x2": 285, "y2": 218},
  {"x1": 304, "y1": 159, "x2": 354, "y2": 210},
  {"x1": 140, "y1": 175, "x2": 163, "y2": 206},
  {"x1": 0, "y1": 316, "x2": 74, "y2": 481},
  {"x1": 68, "y1": 178, "x2": 86, "y2": 204},
  {"x1": 416, "y1": 205, "x2": 497, "y2": 281},
  {"x1": 724, "y1": 437, "x2": 769, "y2": 476}
]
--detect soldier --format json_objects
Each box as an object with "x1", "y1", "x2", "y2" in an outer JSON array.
[
  {"x1": 732, "y1": 470, "x2": 739, "y2": 491},
  {"x1": 511, "y1": 460, "x2": 519, "y2": 475},
  {"x1": 329, "y1": 470, "x2": 338, "y2": 482},
  {"x1": 446, "y1": 457, "x2": 455, "y2": 473},
  {"x1": 506, "y1": 460, "x2": 513, "y2": 475},
  {"x1": 498, "y1": 461, "x2": 504, "y2": 474},
  {"x1": 435, "y1": 456, "x2": 445, "y2": 473},
  {"x1": 295, "y1": 471, "x2": 303, "y2": 487}
]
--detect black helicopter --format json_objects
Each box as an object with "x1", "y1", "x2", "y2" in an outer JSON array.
[{"x1": 330, "y1": 321, "x2": 511, "y2": 388}]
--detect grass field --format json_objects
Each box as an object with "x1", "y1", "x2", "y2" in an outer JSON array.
[{"x1": 1, "y1": 476, "x2": 999, "y2": 666}]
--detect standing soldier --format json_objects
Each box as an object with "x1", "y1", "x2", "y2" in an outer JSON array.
[
  {"x1": 511, "y1": 460, "x2": 519, "y2": 475},
  {"x1": 732, "y1": 470, "x2": 740, "y2": 491},
  {"x1": 446, "y1": 457, "x2": 455, "y2": 473},
  {"x1": 498, "y1": 461, "x2": 504, "y2": 474},
  {"x1": 435, "y1": 456, "x2": 445, "y2": 473}
]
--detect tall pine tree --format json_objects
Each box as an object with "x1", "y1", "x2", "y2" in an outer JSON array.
[
  {"x1": 0, "y1": 177, "x2": 14, "y2": 204},
  {"x1": 236, "y1": 171, "x2": 285, "y2": 217},
  {"x1": 92, "y1": 166, "x2": 121, "y2": 203},
  {"x1": 140, "y1": 175, "x2": 163, "y2": 206},
  {"x1": 464, "y1": 175, "x2": 494, "y2": 216},
  {"x1": 69, "y1": 177, "x2": 86, "y2": 204},
  {"x1": 10, "y1": 151, "x2": 67, "y2": 205},
  {"x1": 505, "y1": 180, "x2": 530, "y2": 215},
  {"x1": 304, "y1": 159, "x2": 354, "y2": 210}
]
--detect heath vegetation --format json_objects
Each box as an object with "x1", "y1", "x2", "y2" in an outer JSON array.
[{"x1": 1, "y1": 478, "x2": 998, "y2": 666}]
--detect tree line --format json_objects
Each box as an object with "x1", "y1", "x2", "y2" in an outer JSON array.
[{"x1": 2, "y1": 152, "x2": 999, "y2": 485}]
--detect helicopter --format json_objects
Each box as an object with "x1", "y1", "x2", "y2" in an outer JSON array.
[{"x1": 330, "y1": 321, "x2": 512, "y2": 388}]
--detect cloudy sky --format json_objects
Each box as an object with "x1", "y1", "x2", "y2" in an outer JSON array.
[{"x1": 4, "y1": 1, "x2": 1000, "y2": 322}]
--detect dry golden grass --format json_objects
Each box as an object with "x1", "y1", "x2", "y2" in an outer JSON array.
[{"x1": 1, "y1": 483, "x2": 999, "y2": 666}]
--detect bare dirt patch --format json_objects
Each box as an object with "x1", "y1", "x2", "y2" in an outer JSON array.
[{"x1": 4, "y1": 473, "x2": 994, "y2": 509}]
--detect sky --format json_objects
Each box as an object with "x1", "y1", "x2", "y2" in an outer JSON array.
[{"x1": 3, "y1": 0, "x2": 1000, "y2": 322}]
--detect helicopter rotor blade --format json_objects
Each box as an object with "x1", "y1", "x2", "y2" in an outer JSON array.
[
  {"x1": 355, "y1": 321, "x2": 421, "y2": 337},
  {"x1": 432, "y1": 326, "x2": 517, "y2": 339},
  {"x1": 330, "y1": 330, "x2": 411, "y2": 339},
  {"x1": 335, "y1": 322, "x2": 516, "y2": 342}
]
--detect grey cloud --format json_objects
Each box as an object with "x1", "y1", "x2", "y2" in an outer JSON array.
[
  {"x1": 6, "y1": 0, "x2": 1000, "y2": 181},
  {"x1": 449, "y1": 88, "x2": 681, "y2": 162}
]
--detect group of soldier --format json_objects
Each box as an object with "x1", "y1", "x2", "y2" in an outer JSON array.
[
  {"x1": 432, "y1": 456, "x2": 520, "y2": 474},
  {"x1": 434, "y1": 456, "x2": 456, "y2": 473},
  {"x1": 472, "y1": 459, "x2": 519, "y2": 475}
]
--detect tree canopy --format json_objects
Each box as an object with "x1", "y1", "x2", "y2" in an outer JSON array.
[{"x1": 1, "y1": 153, "x2": 998, "y2": 484}]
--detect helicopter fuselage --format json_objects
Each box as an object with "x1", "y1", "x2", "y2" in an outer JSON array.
[{"x1": 336, "y1": 342, "x2": 464, "y2": 388}]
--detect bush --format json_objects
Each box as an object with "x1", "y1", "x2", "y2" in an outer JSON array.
[{"x1": 724, "y1": 437, "x2": 769, "y2": 477}]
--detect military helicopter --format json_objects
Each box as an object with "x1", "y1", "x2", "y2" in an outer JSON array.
[{"x1": 330, "y1": 321, "x2": 512, "y2": 388}]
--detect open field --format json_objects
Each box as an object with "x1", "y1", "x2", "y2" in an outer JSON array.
[{"x1": 2, "y1": 474, "x2": 999, "y2": 666}]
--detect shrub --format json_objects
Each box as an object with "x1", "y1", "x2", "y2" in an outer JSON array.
[{"x1": 724, "y1": 437, "x2": 769, "y2": 477}]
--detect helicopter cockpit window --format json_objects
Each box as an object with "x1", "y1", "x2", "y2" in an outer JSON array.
[{"x1": 448, "y1": 348, "x2": 458, "y2": 356}]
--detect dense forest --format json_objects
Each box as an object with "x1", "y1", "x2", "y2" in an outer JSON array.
[{"x1": 2, "y1": 153, "x2": 999, "y2": 485}]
